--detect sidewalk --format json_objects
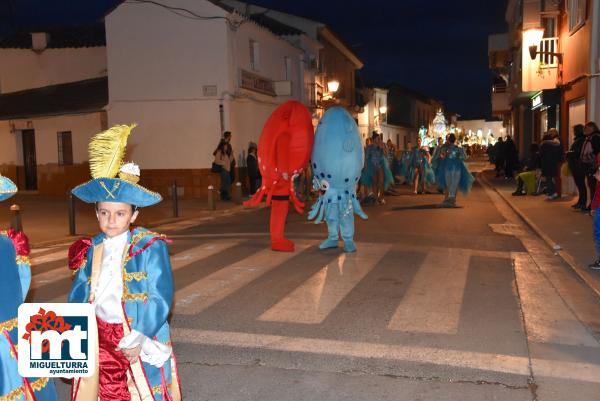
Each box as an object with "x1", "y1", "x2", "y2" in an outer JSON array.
[
  {"x1": 0, "y1": 194, "x2": 247, "y2": 246},
  {"x1": 480, "y1": 169, "x2": 600, "y2": 298}
]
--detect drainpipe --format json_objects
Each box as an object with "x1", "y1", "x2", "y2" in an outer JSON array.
[{"x1": 219, "y1": 103, "x2": 225, "y2": 135}]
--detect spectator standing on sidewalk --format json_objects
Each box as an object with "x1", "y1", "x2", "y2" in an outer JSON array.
[
  {"x1": 567, "y1": 124, "x2": 587, "y2": 209},
  {"x1": 580, "y1": 122, "x2": 600, "y2": 212},
  {"x1": 213, "y1": 137, "x2": 233, "y2": 200},
  {"x1": 246, "y1": 141, "x2": 261, "y2": 195},
  {"x1": 548, "y1": 128, "x2": 564, "y2": 197},
  {"x1": 588, "y1": 152, "x2": 600, "y2": 269},
  {"x1": 539, "y1": 132, "x2": 562, "y2": 200},
  {"x1": 504, "y1": 135, "x2": 518, "y2": 178},
  {"x1": 494, "y1": 137, "x2": 505, "y2": 177}
]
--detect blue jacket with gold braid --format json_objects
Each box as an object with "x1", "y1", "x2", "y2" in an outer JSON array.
[
  {"x1": 68, "y1": 227, "x2": 181, "y2": 401},
  {"x1": 0, "y1": 229, "x2": 57, "y2": 401}
]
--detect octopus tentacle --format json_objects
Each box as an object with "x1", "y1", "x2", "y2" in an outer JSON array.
[
  {"x1": 315, "y1": 199, "x2": 326, "y2": 224},
  {"x1": 243, "y1": 187, "x2": 268, "y2": 207},
  {"x1": 351, "y1": 196, "x2": 368, "y2": 219},
  {"x1": 308, "y1": 197, "x2": 323, "y2": 221}
]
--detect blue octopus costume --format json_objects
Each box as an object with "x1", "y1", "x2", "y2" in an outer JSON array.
[
  {"x1": 0, "y1": 175, "x2": 58, "y2": 401},
  {"x1": 308, "y1": 107, "x2": 368, "y2": 253}
]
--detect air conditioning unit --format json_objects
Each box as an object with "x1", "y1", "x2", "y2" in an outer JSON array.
[{"x1": 274, "y1": 81, "x2": 292, "y2": 96}]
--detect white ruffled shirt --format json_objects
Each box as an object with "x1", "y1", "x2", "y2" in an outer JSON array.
[{"x1": 93, "y1": 230, "x2": 171, "y2": 368}]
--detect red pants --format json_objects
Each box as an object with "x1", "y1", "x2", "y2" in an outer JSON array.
[{"x1": 97, "y1": 317, "x2": 131, "y2": 401}]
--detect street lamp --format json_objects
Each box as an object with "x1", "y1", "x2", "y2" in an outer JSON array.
[
  {"x1": 327, "y1": 80, "x2": 340, "y2": 94},
  {"x1": 524, "y1": 27, "x2": 563, "y2": 63}
]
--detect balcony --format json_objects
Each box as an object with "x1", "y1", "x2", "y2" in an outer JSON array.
[
  {"x1": 521, "y1": 36, "x2": 559, "y2": 92},
  {"x1": 305, "y1": 82, "x2": 324, "y2": 109},
  {"x1": 538, "y1": 37, "x2": 559, "y2": 68}
]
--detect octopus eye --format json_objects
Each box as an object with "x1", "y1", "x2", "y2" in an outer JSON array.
[{"x1": 319, "y1": 179, "x2": 330, "y2": 192}]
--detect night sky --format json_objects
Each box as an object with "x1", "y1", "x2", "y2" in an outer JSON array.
[{"x1": 1, "y1": 0, "x2": 508, "y2": 119}]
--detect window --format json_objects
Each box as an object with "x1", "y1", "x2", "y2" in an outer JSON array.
[
  {"x1": 57, "y1": 131, "x2": 73, "y2": 165},
  {"x1": 284, "y1": 56, "x2": 292, "y2": 80},
  {"x1": 249, "y1": 40, "x2": 260, "y2": 71},
  {"x1": 567, "y1": 0, "x2": 586, "y2": 33}
]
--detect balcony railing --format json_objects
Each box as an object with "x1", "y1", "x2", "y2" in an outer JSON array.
[
  {"x1": 539, "y1": 37, "x2": 559, "y2": 68},
  {"x1": 305, "y1": 82, "x2": 323, "y2": 108}
]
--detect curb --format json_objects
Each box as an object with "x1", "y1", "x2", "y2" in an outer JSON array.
[
  {"x1": 479, "y1": 171, "x2": 600, "y2": 299},
  {"x1": 29, "y1": 203, "x2": 258, "y2": 249}
]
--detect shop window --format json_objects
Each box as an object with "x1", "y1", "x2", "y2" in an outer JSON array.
[
  {"x1": 567, "y1": 0, "x2": 586, "y2": 33},
  {"x1": 57, "y1": 131, "x2": 73, "y2": 166}
]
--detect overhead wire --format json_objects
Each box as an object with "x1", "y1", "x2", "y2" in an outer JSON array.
[{"x1": 124, "y1": 0, "x2": 244, "y2": 30}]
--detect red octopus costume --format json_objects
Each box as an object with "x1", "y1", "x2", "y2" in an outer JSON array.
[{"x1": 244, "y1": 101, "x2": 314, "y2": 252}]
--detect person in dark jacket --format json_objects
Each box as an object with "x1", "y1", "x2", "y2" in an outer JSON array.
[
  {"x1": 494, "y1": 137, "x2": 505, "y2": 177},
  {"x1": 503, "y1": 136, "x2": 518, "y2": 178},
  {"x1": 581, "y1": 121, "x2": 600, "y2": 212},
  {"x1": 246, "y1": 141, "x2": 261, "y2": 195},
  {"x1": 539, "y1": 133, "x2": 563, "y2": 200},
  {"x1": 567, "y1": 124, "x2": 586, "y2": 209}
]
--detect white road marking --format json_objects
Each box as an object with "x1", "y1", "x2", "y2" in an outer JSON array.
[
  {"x1": 174, "y1": 241, "x2": 312, "y2": 315},
  {"x1": 513, "y1": 252, "x2": 600, "y2": 347},
  {"x1": 43, "y1": 239, "x2": 243, "y2": 302},
  {"x1": 172, "y1": 328, "x2": 600, "y2": 383},
  {"x1": 388, "y1": 248, "x2": 471, "y2": 334},
  {"x1": 259, "y1": 243, "x2": 390, "y2": 324}
]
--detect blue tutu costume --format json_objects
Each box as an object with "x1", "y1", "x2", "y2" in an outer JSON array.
[
  {"x1": 360, "y1": 144, "x2": 394, "y2": 189},
  {"x1": 437, "y1": 145, "x2": 474, "y2": 200},
  {"x1": 408, "y1": 147, "x2": 436, "y2": 189}
]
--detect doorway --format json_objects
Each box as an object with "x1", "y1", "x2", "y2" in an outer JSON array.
[
  {"x1": 21, "y1": 129, "x2": 37, "y2": 190},
  {"x1": 568, "y1": 98, "x2": 586, "y2": 146}
]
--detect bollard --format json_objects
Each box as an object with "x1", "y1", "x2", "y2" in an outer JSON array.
[
  {"x1": 232, "y1": 182, "x2": 242, "y2": 205},
  {"x1": 10, "y1": 204, "x2": 22, "y2": 231},
  {"x1": 171, "y1": 180, "x2": 179, "y2": 218},
  {"x1": 207, "y1": 185, "x2": 216, "y2": 210},
  {"x1": 68, "y1": 193, "x2": 76, "y2": 236}
]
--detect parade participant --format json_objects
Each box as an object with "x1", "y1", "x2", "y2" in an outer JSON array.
[
  {"x1": 436, "y1": 133, "x2": 474, "y2": 207},
  {"x1": 68, "y1": 124, "x2": 181, "y2": 401},
  {"x1": 308, "y1": 107, "x2": 368, "y2": 253},
  {"x1": 361, "y1": 132, "x2": 393, "y2": 204},
  {"x1": 0, "y1": 174, "x2": 58, "y2": 401},
  {"x1": 408, "y1": 137, "x2": 435, "y2": 194},
  {"x1": 431, "y1": 136, "x2": 447, "y2": 193},
  {"x1": 244, "y1": 101, "x2": 314, "y2": 252}
]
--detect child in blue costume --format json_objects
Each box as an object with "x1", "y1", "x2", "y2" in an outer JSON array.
[
  {"x1": 408, "y1": 138, "x2": 436, "y2": 194},
  {"x1": 309, "y1": 107, "x2": 368, "y2": 252},
  {"x1": 436, "y1": 133, "x2": 474, "y2": 207},
  {"x1": 0, "y1": 174, "x2": 58, "y2": 401},
  {"x1": 68, "y1": 125, "x2": 181, "y2": 401}
]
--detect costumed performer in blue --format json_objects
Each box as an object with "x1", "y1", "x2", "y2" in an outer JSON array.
[
  {"x1": 408, "y1": 137, "x2": 436, "y2": 194},
  {"x1": 436, "y1": 133, "x2": 474, "y2": 207},
  {"x1": 0, "y1": 175, "x2": 57, "y2": 401},
  {"x1": 309, "y1": 107, "x2": 368, "y2": 252},
  {"x1": 68, "y1": 124, "x2": 182, "y2": 401},
  {"x1": 361, "y1": 132, "x2": 394, "y2": 204},
  {"x1": 431, "y1": 136, "x2": 446, "y2": 193}
]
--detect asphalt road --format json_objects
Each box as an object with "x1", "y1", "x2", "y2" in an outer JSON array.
[{"x1": 29, "y1": 174, "x2": 600, "y2": 401}]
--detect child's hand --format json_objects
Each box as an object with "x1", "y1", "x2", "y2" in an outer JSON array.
[{"x1": 118, "y1": 345, "x2": 142, "y2": 363}]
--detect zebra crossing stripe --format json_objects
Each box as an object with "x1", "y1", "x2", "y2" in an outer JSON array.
[
  {"x1": 172, "y1": 328, "x2": 600, "y2": 383},
  {"x1": 174, "y1": 241, "x2": 313, "y2": 315},
  {"x1": 387, "y1": 248, "x2": 471, "y2": 334},
  {"x1": 43, "y1": 239, "x2": 244, "y2": 302},
  {"x1": 513, "y1": 252, "x2": 600, "y2": 347},
  {"x1": 31, "y1": 249, "x2": 68, "y2": 266},
  {"x1": 258, "y1": 243, "x2": 390, "y2": 324}
]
